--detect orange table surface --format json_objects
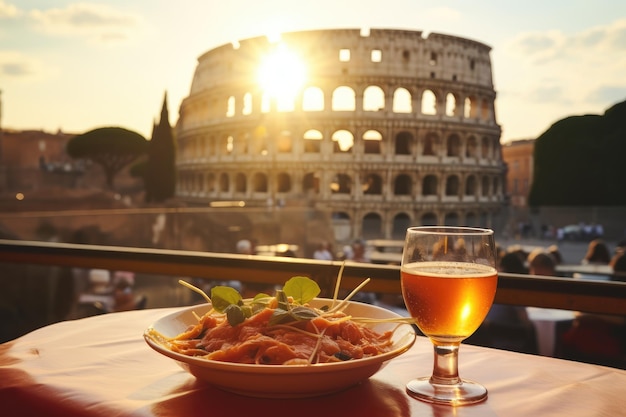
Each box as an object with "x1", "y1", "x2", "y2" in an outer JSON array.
[{"x1": 1, "y1": 307, "x2": 625, "y2": 417}]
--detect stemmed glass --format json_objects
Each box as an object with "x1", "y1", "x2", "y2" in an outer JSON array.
[{"x1": 400, "y1": 226, "x2": 498, "y2": 405}]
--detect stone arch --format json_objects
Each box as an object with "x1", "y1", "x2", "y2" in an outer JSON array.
[
  {"x1": 392, "y1": 212, "x2": 411, "y2": 240},
  {"x1": 395, "y1": 131, "x2": 412, "y2": 155},
  {"x1": 445, "y1": 92, "x2": 456, "y2": 116},
  {"x1": 277, "y1": 172, "x2": 291, "y2": 192},
  {"x1": 219, "y1": 172, "x2": 229, "y2": 192},
  {"x1": 332, "y1": 129, "x2": 354, "y2": 152},
  {"x1": 466, "y1": 135, "x2": 478, "y2": 157},
  {"x1": 363, "y1": 129, "x2": 382, "y2": 154},
  {"x1": 302, "y1": 172, "x2": 319, "y2": 194},
  {"x1": 423, "y1": 175, "x2": 438, "y2": 196},
  {"x1": 242, "y1": 92, "x2": 252, "y2": 115},
  {"x1": 252, "y1": 172, "x2": 268, "y2": 192},
  {"x1": 421, "y1": 212, "x2": 438, "y2": 225},
  {"x1": 481, "y1": 175, "x2": 490, "y2": 196},
  {"x1": 363, "y1": 85, "x2": 385, "y2": 111},
  {"x1": 363, "y1": 173, "x2": 383, "y2": 195},
  {"x1": 332, "y1": 86, "x2": 356, "y2": 111},
  {"x1": 465, "y1": 175, "x2": 477, "y2": 196},
  {"x1": 234, "y1": 172, "x2": 246, "y2": 193},
  {"x1": 423, "y1": 132, "x2": 438, "y2": 156},
  {"x1": 362, "y1": 212, "x2": 383, "y2": 239},
  {"x1": 226, "y1": 96, "x2": 235, "y2": 117},
  {"x1": 444, "y1": 212, "x2": 460, "y2": 226},
  {"x1": 393, "y1": 174, "x2": 412, "y2": 195},
  {"x1": 303, "y1": 129, "x2": 322, "y2": 153},
  {"x1": 393, "y1": 87, "x2": 412, "y2": 113},
  {"x1": 302, "y1": 86, "x2": 324, "y2": 111},
  {"x1": 330, "y1": 173, "x2": 352, "y2": 194},
  {"x1": 421, "y1": 89, "x2": 437, "y2": 115},
  {"x1": 446, "y1": 133, "x2": 461, "y2": 157},
  {"x1": 445, "y1": 175, "x2": 460, "y2": 196}
]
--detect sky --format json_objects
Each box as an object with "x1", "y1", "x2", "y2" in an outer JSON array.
[{"x1": 1, "y1": 0, "x2": 626, "y2": 144}]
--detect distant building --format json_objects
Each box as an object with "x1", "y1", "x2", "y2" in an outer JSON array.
[
  {"x1": 0, "y1": 129, "x2": 82, "y2": 192},
  {"x1": 501, "y1": 139, "x2": 534, "y2": 208},
  {"x1": 175, "y1": 28, "x2": 506, "y2": 241}
]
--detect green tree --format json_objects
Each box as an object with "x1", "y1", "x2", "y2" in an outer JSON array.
[
  {"x1": 529, "y1": 99, "x2": 626, "y2": 206},
  {"x1": 66, "y1": 127, "x2": 148, "y2": 190},
  {"x1": 145, "y1": 92, "x2": 177, "y2": 203}
]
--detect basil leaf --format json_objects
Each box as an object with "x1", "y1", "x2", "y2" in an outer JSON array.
[
  {"x1": 269, "y1": 308, "x2": 291, "y2": 326},
  {"x1": 290, "y1": 306, "x2": 319, "y2": 321},
  {"x1": 210, "y1": 286, "x2": 243, "y2": 312},
  {"x1": 283, "y1": 276, "x2": 320, "y2": 304}
]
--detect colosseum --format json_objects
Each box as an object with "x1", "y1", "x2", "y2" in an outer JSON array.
[{"x1": 175, "y1": 28, "x2": 505, "y2": 243}]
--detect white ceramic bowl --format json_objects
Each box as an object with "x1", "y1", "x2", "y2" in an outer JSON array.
[{"x1": 144, "y1": 298, "x2": 416, "y2": 398}]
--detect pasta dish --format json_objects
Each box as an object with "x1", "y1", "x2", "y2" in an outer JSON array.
[{"x1": 146, "y1": 276, "x2": 410, "y2": 365}]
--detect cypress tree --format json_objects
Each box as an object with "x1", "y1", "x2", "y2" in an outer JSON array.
[{"x1": 145, "y1": 92, "x2": 176, "y2": 203}]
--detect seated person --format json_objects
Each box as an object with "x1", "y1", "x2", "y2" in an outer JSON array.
[
  {"x1": 559, "y1": 251, "x2": 626, "y2": 368},
  {"x1": 528, "y1": 251, "x2": 557, "y2": 276}
]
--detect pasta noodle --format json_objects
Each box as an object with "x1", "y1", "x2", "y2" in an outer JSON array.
[{"x1": 148, "y1": 301, "x2": 395, "y2": 365}]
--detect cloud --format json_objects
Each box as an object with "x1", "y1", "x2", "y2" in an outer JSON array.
[
  {"x1": 0, "y1": 51, "x2": 43, "y2": 79},
  {"x1": 0, "y1": 0, "x2": 20, "y2": 19},
  {"x1": 27, "y1": 2, "x2": 144, "y2": 44}
]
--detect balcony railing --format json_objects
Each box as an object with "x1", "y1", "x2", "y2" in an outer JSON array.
[{"x1": 1, "y1": 239, "x2": 625, "y2": 316}]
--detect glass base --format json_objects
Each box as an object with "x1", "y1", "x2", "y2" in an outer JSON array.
[{"x1": 406, "y1": 377, "x2": 488, "y2": 406}]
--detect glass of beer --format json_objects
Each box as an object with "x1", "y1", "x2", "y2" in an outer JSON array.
[{"x1": 400, "y1": 226, "x2": 498, "y2": 405}]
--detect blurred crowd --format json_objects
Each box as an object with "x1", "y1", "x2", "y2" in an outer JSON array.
[{"x1": 487, "y1": 238, "x2": 626, "y2": 368}]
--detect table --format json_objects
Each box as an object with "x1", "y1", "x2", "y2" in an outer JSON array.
[
  {"x1": 2, "y1": 308, "x2": 625, "y2": 417},
  {"x1": 526, "y1": 307, "x2": 577, "y2": 356}
]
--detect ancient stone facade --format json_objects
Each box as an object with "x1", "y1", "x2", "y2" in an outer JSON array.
[{"x1": 175, "y1": 28, "x2": 505, "y2": 241}]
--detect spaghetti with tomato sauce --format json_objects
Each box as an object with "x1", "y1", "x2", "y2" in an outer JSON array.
[{"x1": 154, "y1": 305, "x2": 395, "y2": 365}]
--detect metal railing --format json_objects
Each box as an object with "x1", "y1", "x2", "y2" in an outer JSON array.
[{"x1": 1, "y1": 239, "x2": 625, "y2": 316}]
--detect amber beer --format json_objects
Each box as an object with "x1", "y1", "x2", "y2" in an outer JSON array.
[{"x1": 401, "y1": 261, "x2": 497, "y2": 343}]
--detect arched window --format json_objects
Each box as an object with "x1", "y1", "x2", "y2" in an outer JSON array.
[
  {"x1": 421, "y1": 212, "x2": 438, "y2": 225},
  {"x1": 362, "y1": 173, "x2": 383, "y2": 195},
  {"x1": 444, "y1": 212, "x2": 460, "y2": 226},
  {"x1": 242, "y1": 93, "x2": 252, "y2": 115},
  {"x1": 302, "y1": 172, "x2": 319, "y2": 194},
  {"x1": 363, "y1": 130, "x2": 382, "y2": 154},
  {"x1": 394, "y1": 174, "x2": 412, "y2": 195},
  {"x1": 466, "y1": 135, "x2": 478, "y2": 157},
  {"x1": 481, "y1": 176, "x2": 490, "y2": 196},
  {"x1": 445, "y1": 175, "x2": 460, "y2": 196},
  {"x1": 330, "y1": 173, "x2": 352, "y2": 194},
  {"x1": 302, "y1": 86, "x2": 324, "y2": 111},
  {"x1": 332, "y1": 130, "x2": 354, "y2": 152},
  {"x1": 219, "y1": 173, "x2": 229, "y2": 192},
  {"x1": 393, "y1": 88, "x2": 412, "y2": 113},
  {"x1": 362, "y1": 212, "x2": 382, "y2": 239},
  {"x1": 423, "y1": 133, "x2": 438, "y2": 156},
  {"x1": 235, "y1": 172, "x2": 246, "y2": 192},
  {"x1": 332, "y1": 86, "x2": 356, "y2": 111},
  {"x1": 423, "y1": 175, "x2": 438, "y2": 195},
  {"x1": 421, "y1": 89, "x2": 437, "y2": 115},
  {"x1": 446, "y1": 134, "x2": 461, "y2": 157},
  {"x1": 445, "y1": 93, "x2": 456, "y2": 116},
  {"x1": 395, "y1": 131, "x2": 412, "y2": 155},
  {"x1": 277, "y1": 172, "x2": 291, "y2": 192},
  {"x1": 465, "y1": 175, "x2": 477, "y2": 196},
  {"x1": 392, "y1": 213, "x2": 411, "y2": 239},
  {"x1": 363, "y1": 86, "x2": 385, "y2": 111},
  {"x1": 303, "y1": 129, "x2": 323, "y2": 153},
  {"x1": 226, "y1": 96, "x2": 235, "y2": 117},
  {"x1": 277, "y1": 130, "x2": 292, "y2": 153},
  {"x1": 252, "y1": 172, "x2": 268, "y2": 192}
]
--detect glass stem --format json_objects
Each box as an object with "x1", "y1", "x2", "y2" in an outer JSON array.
[{"x1": 430, "y1": 343, "x2": 462, "y2": 386}]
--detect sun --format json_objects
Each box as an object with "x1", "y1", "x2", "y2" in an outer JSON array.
[{"x1": 257, "y1": 43, "x2": 307, "y2": 110}]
